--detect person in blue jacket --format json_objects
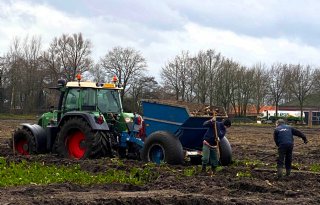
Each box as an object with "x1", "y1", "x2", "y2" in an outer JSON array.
[
  {"x1": 274, "y1": 119, "x2": 308, "y2": 178},
  {"x1": 201, "y1": 118, "x2": 231, "y2": 174}
]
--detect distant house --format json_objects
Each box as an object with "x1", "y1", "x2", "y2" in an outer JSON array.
[
  {"x1": 279, "y1": 93, "x2": 320, "y2": 125},
  {"x1": 229, "y1": 105, "x2": 275, "y2": 117},
  {"x1": 228, "y1": 93, "x2": 320, "y2": 125}
]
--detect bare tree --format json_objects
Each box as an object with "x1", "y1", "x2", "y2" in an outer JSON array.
[
  {"x1": 286, "y1": 64, "x2": 315, "y2": 121},
  {"x1": 161, "y1": 51, "x2": 191, "y2": 101},
  {"x1": 184, "y1": 59, "x2": 196, "y2": 102},
  {"x1": 88, "y1": 63, "x2": 107, "y2": 82},
  {"x1": 174, "y1": 51, "x2": 191, "y2": 101},
  {"x1": 6, "y1": 37, "x2": 24, "y2": 112},
  {"x1": 100, "y1": 47, "x2": 147, "y2": 100},
  {"x1": 161, "y1": 61, "x2": 180, "y2": 100},
  {"x1": 205, "y1": 50, "x2": 223, "y2": 106},
  {"x1": 240, "y1": 67, "x2": 255, "y2": 116},
  {"x1": 192, "y1": 50, "x2": 223, "y2": 105},
  {"x1": 193, "y1": 50, "x2": 210, "y2": 104},
  {"x1": 311, "y1": 67, "x2": 320, "y2": 93},
  {"x1": 128, "y1": 76, "x2": 159, "y2": 112},
  {"x1": 251, "y1": 63, "x2": 269, "y2": 114},
  {"x1": 42, "y1": 43, "x2": 62, "y2": 84},
  {"x1": 268, "y1": 63, "x2": 288, "y2": 118},
  {"x1": 229, "y1": 65, "x2": 254, "y2": 116},
  {"x1": 215, "y1": 59, "x2": 238, "y2": 113},
  {"x1": 0, "y1": 56, "x2": 8, "y2": 112},
  {"x1": 22, "y1": 35, "x2": 44, "y2": 112},
  {"x1": 50, "y1": 33, "x2": 93, "y2": 81},
  {"x1": 4, "y1": 36, "x2": 46, "y2": 113},
  {"x1": 161, "y1": 50, "x2": 222, "y2": 105}
]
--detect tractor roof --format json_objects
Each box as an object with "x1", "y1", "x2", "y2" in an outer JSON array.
[{"x1": 66, "y1": 81, "x2": 122, "y2": 89}]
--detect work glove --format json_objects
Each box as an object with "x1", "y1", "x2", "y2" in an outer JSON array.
[{"x1": 303, "y1": 138, "x2": 308, "y2": 144}]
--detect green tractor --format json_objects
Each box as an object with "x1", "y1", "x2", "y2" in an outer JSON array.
[{"x1": 10, "y1": 76, "x2": 145, "y2": 159}]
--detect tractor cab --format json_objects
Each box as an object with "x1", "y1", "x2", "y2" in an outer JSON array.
[
  {"x1": 61, "y1": 81, "x2": 123, "y2": 114},
  {"x1": 39, "y1": 77, "x2": 123, "y2": 128}
]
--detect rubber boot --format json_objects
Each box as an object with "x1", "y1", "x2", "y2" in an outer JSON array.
[
  {"x1": 277, "y1": 168, "x2": 283, "y2": 179},
  {"x1": 286, "y1": 169, "x2": 291, "y2": 177},
  {"x1": 199, "y1": 165, "x2": 208, "y2": 176},
  {"x1": 211, "y1": 166, "x2": 217, "y2": 175}
]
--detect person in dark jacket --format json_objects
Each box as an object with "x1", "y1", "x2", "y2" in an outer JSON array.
[
  {"x1": 201, "y1": 118, "x2": 231, "y2": 174},
  {"x1": 274, "y1": 119, "x2": 308, "y2": 178}
]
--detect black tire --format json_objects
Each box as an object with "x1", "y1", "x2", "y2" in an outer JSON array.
[
  {"x1": 55, "y1": 117, "x2": 111, "y2": 159},
  {"x1": 98, "y1": 131, "x2": 116, "y2": 157},
  {"x1": 11, "y1": 128, "x2": 36, "y2": 155},
  {"x1": 219, "y1": 136, "x2": 232, "y2": 166},
  {"x1": 141, "y1": 131, "x2": 184, "y2": 165}
]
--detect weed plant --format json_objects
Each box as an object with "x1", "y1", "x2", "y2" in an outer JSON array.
[
  {"x1": 232, "y1": 159, "x2": 266, "y2": 168},
  {"x1": 236, "y1": 171, "x2": 252, "y2": 178},
  {"x1": 183, "y1": 167, "x2": 197, "y2": 176},
  {"x1": 310, "y1": 163, "x2": 320, "y2": 172}
]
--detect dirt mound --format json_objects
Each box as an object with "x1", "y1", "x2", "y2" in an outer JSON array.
[{"x1": 142, "y1": 99, "x2": 227, "y2": 117}]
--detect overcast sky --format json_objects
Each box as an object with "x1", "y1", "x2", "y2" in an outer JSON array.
[{"x1": 1, "y1": 0, "x2": 320, "y2": 79}]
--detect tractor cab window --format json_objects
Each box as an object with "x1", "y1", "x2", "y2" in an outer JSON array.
[
  {"x1": 81, "y1": 88, "x2": 96, "y2": 111},
  {"x1": 64, "y1": 88, "x2": 80, "y2": 111},
  {"x1": 97, "y1": 89, "x2": 122, "y2": 113}
]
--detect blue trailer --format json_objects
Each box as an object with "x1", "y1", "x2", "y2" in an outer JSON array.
[{"x1": 140, "y1": 100, "x2": 232, "y2": 165}]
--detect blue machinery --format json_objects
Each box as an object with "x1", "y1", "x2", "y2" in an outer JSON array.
[{"x1": 141, "y1": 100, "x2": 232, "y2": 165}]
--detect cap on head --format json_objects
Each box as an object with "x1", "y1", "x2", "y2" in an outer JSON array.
[
  {"x1": 276, "y1": 119, "x2": 285, "y2": 125},
  {"x1": 223, "y1": 119, "x2": 231, "y2": 127}
]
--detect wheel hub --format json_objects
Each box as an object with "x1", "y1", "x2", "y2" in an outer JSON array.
[
  {"x1": 22, "y1": 143, "x2": 29, "y2": 151},
  {"x1": 67, "y1": 131, "x2": 86, "y2": 159},
  {"x1": 149, "y1": 144, "x2": 165, "y2": 164},
  {"x1": 15, "y1": 139, "x2": 29, "y2": 155}
]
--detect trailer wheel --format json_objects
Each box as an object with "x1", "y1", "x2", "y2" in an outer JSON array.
[
  {"x1": 142, "y1": 131, "x2": 184, "y2": 165},
  {"x1": 11, "y1": 128, "x2": 36, "y2": 155},
  {"x1": 55, "y1": 118, "x2": 108, "y2": 159},
  {"x1": 219, "y1": 136, "x2": 232, "y2": 166}
]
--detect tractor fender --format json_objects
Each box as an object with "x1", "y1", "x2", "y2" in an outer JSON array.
[
  {"x1": 20, "y1": 123, "x2": 47, "y2": 153},
  {"x1": 59, "y1": 112, "x2": 109, "y2": 131}
]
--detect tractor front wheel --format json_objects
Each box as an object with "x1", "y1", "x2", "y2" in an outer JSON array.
[
  {"x1": 55, "y1": 118, "x2": 109, "y2": 159},
  {"x1": 11, "y1": 129, "x2": 36, "y2": 155}
]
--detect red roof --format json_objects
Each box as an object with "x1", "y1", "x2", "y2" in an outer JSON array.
[
  {"x1": 259, "y1": 106, "x2": 276, "y2": 112},
  {"x1": 229, "y1": 105, "x2": 276, "y2": 115}
]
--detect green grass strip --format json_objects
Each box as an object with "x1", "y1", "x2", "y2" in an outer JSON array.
[
  {"x1": 0, "y1": 114, "x2": 37, "y2": 120},
  {"x1": 310, "y1": 163, "x2": 320, "y2": 172},
  {"x1": 0, "y1": 158, "x2": 158, "y2": 187}
]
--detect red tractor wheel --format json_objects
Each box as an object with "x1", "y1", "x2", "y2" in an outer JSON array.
[
  {"x1": 66, "y1": 131, "x2": 86, "y2": 159},
  {"x1": 11, "y1": 129, "x2": 36, "y2": 155},
  {"x1": 55, "y1": 117, "x2": 110, "y2": 159},
  {"x1": 15, "y1": 139, "x2": 29, "y2": 155}
]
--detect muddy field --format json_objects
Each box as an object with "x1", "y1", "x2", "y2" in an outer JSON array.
[{"x1": 0, "y1": 119, "x2": 320, "y2": 204}]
